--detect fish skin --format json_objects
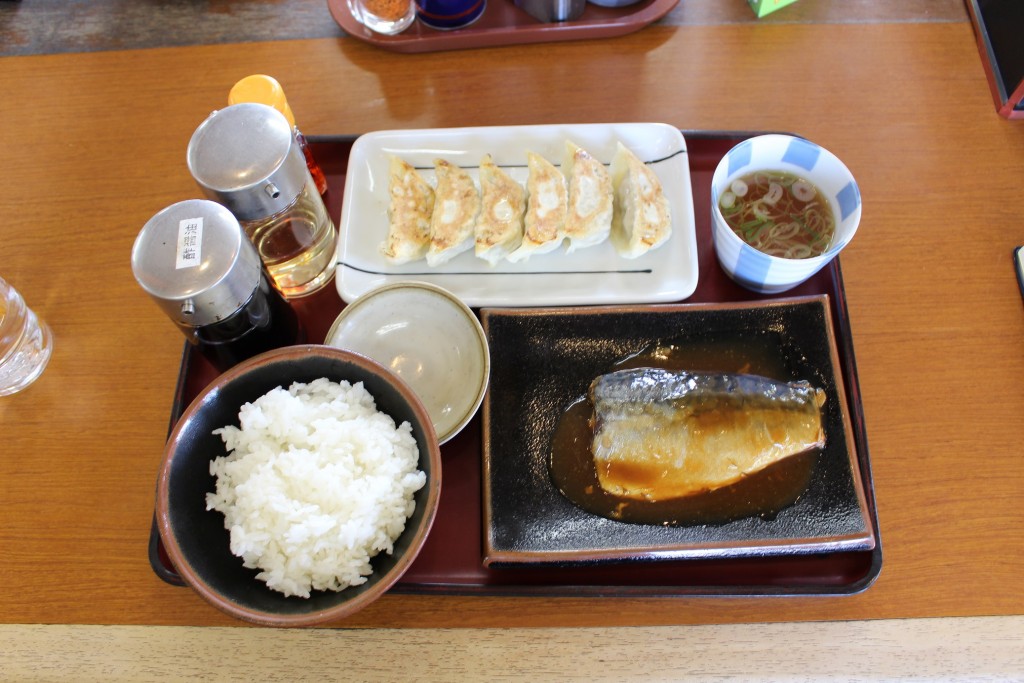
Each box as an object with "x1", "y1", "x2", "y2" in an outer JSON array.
[{"x1": 589, "y1": 368, "x2": 825, "y2": 501}]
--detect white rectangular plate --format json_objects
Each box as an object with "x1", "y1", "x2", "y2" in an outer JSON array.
[{"x1": 336, "y1": 123, "x2": 698, "y2": 307}]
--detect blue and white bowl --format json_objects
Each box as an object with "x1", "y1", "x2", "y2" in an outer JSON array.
[{"x1": 710, "y1": 134, "x2": 861, "y2": 294}]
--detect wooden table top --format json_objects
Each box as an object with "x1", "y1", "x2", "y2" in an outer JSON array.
[
  {"x1": 0, "y1": 0, "x2": 967, "y2": 56},
  {"x1": 1, "y1": 2, "x2": 1023, "y2": 675}
]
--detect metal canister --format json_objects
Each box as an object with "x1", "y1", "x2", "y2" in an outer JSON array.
[
  {"x1": 186, "y1": 103, "x2": 337, "y2": 298},
  {"x1": 131, "y1": 199, "x2": 302, "y2": 371},
  {"x1": 514, "y1": 0, "x2": 584, "y2": 22}
]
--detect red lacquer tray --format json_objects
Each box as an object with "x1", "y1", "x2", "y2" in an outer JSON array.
[
  {"x1": 149, "y1": 131, "x2": 882, "y2": 596},
  {"x1": 328, "y1": 0, "x2": 679, "y2": 53}
]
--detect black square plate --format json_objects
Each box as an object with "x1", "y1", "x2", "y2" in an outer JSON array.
[{"x1": 481, "y1": 295, "x2": 875, "y2": 567}]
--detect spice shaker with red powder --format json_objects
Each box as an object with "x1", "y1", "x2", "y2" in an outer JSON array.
[{"x1": 355, "y1": 0, "x2": 416, "y2": 34}]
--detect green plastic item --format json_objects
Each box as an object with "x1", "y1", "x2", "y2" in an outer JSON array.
[{"x1": 748, "y1": 0, "x2": 799, "y2": 17}]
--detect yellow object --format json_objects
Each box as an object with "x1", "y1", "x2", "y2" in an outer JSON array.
[{"x1": 228, "y1": 74, "x2": 296, "y2": 128}]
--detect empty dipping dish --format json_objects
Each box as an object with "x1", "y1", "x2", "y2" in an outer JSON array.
[{"x1": 326, "y1": 282, "x2": 489, "y2": 444}]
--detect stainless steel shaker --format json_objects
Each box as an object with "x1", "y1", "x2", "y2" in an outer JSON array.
[
  {"x1": 514, "y1": 0, "x2": 585, "y2": 22},
  {"x1": 186, "y1": 103, "x2": 337, "y2": 299},
  {"x1": 131, "y1": 199, "x2": 302, "y2": 371}
]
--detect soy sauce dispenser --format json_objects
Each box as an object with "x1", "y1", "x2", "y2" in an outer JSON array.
[{"x1": 131, "y1": 199, "x2": 303, "y2": 371}]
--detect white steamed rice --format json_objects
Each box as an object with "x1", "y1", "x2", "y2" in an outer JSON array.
[{"x1": 205, "y1": 378, "x2": 426, "y2": 598}]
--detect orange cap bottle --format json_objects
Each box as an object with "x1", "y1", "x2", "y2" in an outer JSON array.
[{"x1": 228, "y1": 75, "x2": 328, "y2": 196}]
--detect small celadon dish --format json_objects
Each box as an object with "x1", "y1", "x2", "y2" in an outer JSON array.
[
  {"x1": 327, "y1": 282, "x2": 489, "y2": 444},
  {"x1": 710, "y1": 134, "x2": 861, "y2": 294}
]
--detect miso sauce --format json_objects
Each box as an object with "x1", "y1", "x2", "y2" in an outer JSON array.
[{"x1": 549, "y1": 338, "x2": 818, "y2": 527}]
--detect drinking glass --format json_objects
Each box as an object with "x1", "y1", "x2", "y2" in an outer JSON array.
[{"x1": 0, "y1": 276, "x2": 53, "y2": 396}]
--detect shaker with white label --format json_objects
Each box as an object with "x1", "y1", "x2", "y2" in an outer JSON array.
[
  {"x1": 131, "y1": 199, "x2": 302, "y2": 372},
  {"x1": 186, "y1": 103, "x2": 337, "y2": 299}
]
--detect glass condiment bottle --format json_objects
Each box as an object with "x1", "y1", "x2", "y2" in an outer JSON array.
[
  {"x1": 186, "y1": 103, "x2": 338, "y2": 298},
  {"x1": 355, "y1": 0, "x2": 416, "y2": 34},
  {"x1": 131, "y1": 199, "x2": 303, "y2": 372},
  {"x1": 227, "y1": 74, "x2": 328, "y2": 197}
]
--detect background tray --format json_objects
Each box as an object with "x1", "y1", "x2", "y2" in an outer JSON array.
[
  {"x1": 328, "y1": 0, "x2": 679, "y2": 53},
  {"x1": 150, "y1": 131, "x2": 882, "y2": 596}
]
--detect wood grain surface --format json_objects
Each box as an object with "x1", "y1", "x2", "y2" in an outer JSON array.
[
  {"x1": 0, "y1": 0, "x2": 966, "y2": 55},
  {"x1": 1, "y1": 13, "x2": 1023, "y2": 638},
  {"x1": 1, "y1": 617, "x2": 1022, "y2": 681}
]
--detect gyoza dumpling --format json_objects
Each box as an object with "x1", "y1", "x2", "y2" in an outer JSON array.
[
  {"x1": 507, "y1": 151, "x2": 566, "y2": 263},
  {"x1": 426, "y1": 159, "x2": 480, "y2": 267},
  {"x1": 382, "y1": 156, "x2": 434, "y2": 264},
  {"x1": 562, "y1": 141, "x2": 613, "y2": 253},
  {"x1": 609, "y1": 142, "x2": 672, "y2": 258},
  {"x1": 475, "y1": 154, "x2": 525, "y2": 266}
]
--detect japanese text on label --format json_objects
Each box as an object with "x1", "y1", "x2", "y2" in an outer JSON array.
[{"x1": 175, "y1": 217, "x2": 203, "y2": 269}]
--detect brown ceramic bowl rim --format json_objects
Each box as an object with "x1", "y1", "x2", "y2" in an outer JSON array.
[{"x1": 156, "y1": 344, "x2": 442, "y2": 627}]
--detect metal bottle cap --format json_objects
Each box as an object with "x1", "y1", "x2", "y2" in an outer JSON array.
[
  {"x1": 131, "y1": 199, "x2": 261, "y2": 328},
  {"x1": 186, "y1": 103, "x2": 309, "y2": 220}
]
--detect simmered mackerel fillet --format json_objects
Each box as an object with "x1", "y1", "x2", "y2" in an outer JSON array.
[{"x1": 589, "y1": 368, "x2": 825, "y2": 501}]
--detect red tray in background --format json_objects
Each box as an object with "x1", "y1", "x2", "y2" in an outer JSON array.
[
  {"x1": 150, "y1": 131, "x2": 882, "y2": 597},
  {"x1": 328, "y1": 0, "x2": 679, "y2": 53}
]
